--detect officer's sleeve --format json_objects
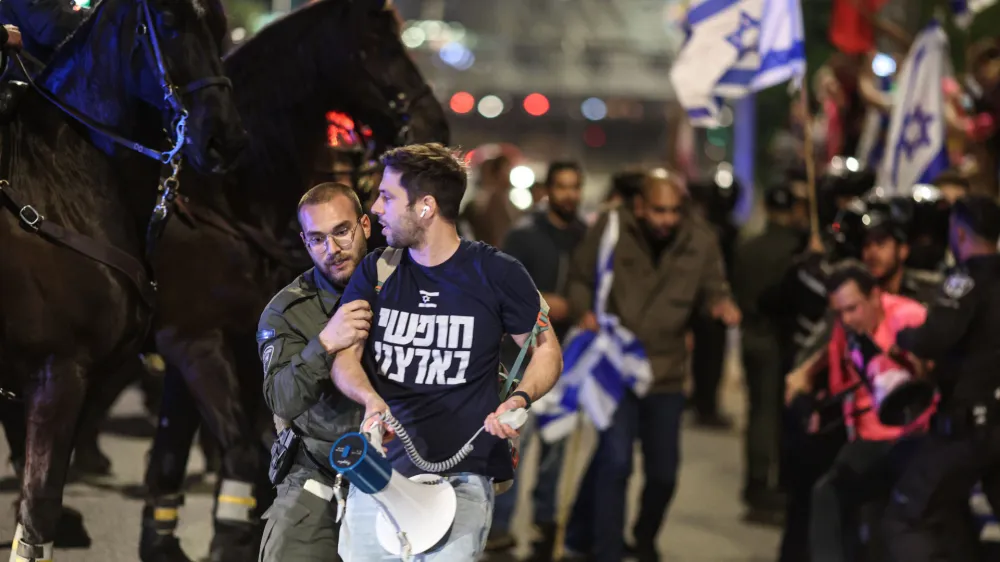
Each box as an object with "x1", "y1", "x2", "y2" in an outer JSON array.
[
  {"x1": 896, "y1": 271, "x2": 978, "y2": 360},
  {"x1": 565, "y1": 212, "x2": 606, "y2": 322},
  {"x1": 258, "y1": 308, "x2": 331, "y2": 421}
]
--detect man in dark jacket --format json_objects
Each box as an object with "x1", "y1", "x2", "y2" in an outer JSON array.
[
  {"x1": 488, "y1": 161, "x2": 587, "y2": 560},
  {"x1": 255, "y1": 183, "x2": 373, "y2": 561},
  {"x1": 562, "y1": 170, "x2": 741, "y2": 562}
]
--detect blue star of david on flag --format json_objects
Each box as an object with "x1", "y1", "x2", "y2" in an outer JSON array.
[
  {"x1": 670, "y1": 0, "x2": 805, "y2": 128},
  {"x1": 725, "y1": 12, "x2": 761, "y2": 60},
  {"x1": 899, "y1": 106, "x2": 934, "y2": 161},
  {"x1": 877, "y1": 22, "x2": 950, "y2": 194}
]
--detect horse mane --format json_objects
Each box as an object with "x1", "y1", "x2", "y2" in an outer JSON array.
[
  {"x1": 45, "y1": 0, "x2": 106, "y2": 65},
  {"x1": 224, "y1": 0, "x2": 350, "y2": 113},
  {"x1": 223, "y1": 0, "x2": 355, "y2": 183}
]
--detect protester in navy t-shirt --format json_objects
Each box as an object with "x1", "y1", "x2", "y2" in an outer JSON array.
[{"x1": 333, "y1": 143, "x2": 563, "y2": 561}]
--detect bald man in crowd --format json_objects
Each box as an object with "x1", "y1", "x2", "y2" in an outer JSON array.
[{"x1": 561, "y1": 171, "x2": 740, "y2": 562}]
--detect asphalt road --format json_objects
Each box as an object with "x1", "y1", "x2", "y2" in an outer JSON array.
[{"x1": 0, "y1": 357, "x2": 781, "y2": 562}]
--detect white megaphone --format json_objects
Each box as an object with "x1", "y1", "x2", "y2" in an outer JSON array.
[{"x1": 330, "y1": 432, "x2": 457, "y2": 556}]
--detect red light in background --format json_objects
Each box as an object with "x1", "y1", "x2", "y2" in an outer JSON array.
[
  {"x1": 463, "y1": 149, "x2": 477, "y2": 165},
  {"x1": 583, "y1": 125, "x2": 606, "y2": 148},
  {"x1": 326, "y1": 111, "x2": 355, "y2": 130},
  {"x1": 450, "y1": 92, "x2": 475, "y2": 114},
  {"x1": 523, "y1": 93, "x2": 549, "y2": 116}
]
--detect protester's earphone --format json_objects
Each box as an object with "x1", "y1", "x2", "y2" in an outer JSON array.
[{"x1": 420, "y1": 206, "x2": 429, "y2": 218}]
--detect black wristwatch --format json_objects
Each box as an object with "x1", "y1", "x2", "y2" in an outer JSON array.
[{"x1": 510, "y1": 390, "x2": 532, "y2": 410}]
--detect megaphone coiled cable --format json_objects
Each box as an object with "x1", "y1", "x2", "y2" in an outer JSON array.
[{"x1": 364, "y1": 410, "x2": 485, "y2": 473}]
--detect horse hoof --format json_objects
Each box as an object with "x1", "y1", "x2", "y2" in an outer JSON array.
[
  {"x1": 54, "y1": 507, "x2": 92, "y2": 549},
  {"x1": 72, "y1": 447, "x2": 113, "y2": 477}
]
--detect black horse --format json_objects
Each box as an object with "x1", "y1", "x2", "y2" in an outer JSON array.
[
  {"x1": 0, "y1": 0, "x2": 245, "y2": 555},
  {"x1": 65, "y1": 0, "x2": 447, "y2": 560}
]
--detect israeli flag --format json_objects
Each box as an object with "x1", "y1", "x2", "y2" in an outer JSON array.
[
  {"x1": 952, "y1": 0, "x2": 997, "y2": 29},
  {"x1": 670, "y1": 0, "x2": 805, "y2": 127},
  {"x1": 877, "y1": 23, "x2": 950, "y2": 195},
  {"x1": 534, "y1": 211, "x2": 653, "y2": 443}
]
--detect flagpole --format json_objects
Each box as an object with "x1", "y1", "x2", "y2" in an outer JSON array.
[
  {"x1": 552, "y1": 414, "x2": 585, "y2": 561},
  {"x1": 798, "y1": 83, "x2": 822, "y2": 241}
]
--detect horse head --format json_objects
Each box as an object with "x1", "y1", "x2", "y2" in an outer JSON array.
[
  {"x1": 342, "y1": 0, "x2": 451, "y2": 149},
  {"x1": 37, "y1": 0, "x2": 246, "y2": 174},
  {"x1": 223, "y1": 0, "x2": 449, "y2": 195}
]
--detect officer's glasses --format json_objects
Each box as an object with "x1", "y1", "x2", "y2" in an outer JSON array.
[{"x1": 305, "y1": 217, "x2": 362, "y2": 251}]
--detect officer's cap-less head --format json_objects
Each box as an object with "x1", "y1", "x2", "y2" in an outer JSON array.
[{"x1": 951, "y1": 195, "x2": 1000, "y2": 245}]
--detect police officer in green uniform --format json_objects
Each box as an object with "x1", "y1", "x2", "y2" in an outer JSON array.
[
  {"x1": 733, "y1": 183, "x2": 808, "y2": 521},
  {"x1": 884, "y1": 195, "x2": 1000, "y2": 562},
  {"x1": 256, "y1": 182, "x2": 374, "y2": 561}
]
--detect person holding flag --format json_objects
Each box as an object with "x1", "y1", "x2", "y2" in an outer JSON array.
[{"x1": 550, "y1": 170, "x2": 739, "y2": 562}]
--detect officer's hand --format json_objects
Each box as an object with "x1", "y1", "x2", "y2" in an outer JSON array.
[
  {"x1": 319, "y1": 300, "x2": 372, "y2": 354},
  {"x1": 485, "y1": 396, "x2": 525, "y2": 440},
  {"x1": 4, "y1": 26, "x2": 22, "y2": 51}
]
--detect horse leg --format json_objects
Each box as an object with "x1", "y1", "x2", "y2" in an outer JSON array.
[
  {"x1": 0, "y1": 398, "x2": 91, "y2": 550},
  {"x1": 140, "y1": 362, "x2": 200, "y2": 562},
  {"x1": 14, "y1": 359, "x2": 87, "y2": 562},
  {"x1": 73, "y1": 355, "x2": 145, "y2": 477},
  {"x1": 157, "y1": 328, "x2": 264, "y2": 562},
  {"x1": 0, "y1": 399, "x2": 27, "y2": 481}
]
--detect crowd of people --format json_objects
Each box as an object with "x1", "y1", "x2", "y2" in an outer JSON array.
[{"x1": 248, "y1": 123, "x2": 1000, "y2": 562}]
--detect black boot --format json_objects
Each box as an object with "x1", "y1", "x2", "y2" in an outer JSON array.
[
  {"x1": 209, "y1": 479, "x2": 262, "y2": 562},
  {"x1": 139, "y1": 499, "x2": 194, "y2": 562},
  {"x1": 209, "y1": 521, "x2": 260, "y2": 562},
  {"x1": 527, "y1": 522, "x2": 558, "y2": 562}
]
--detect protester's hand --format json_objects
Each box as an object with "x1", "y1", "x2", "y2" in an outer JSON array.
[
  {"x1": 711, "y1": 299, "x2": 741, "y2": 326},
  {"x1": 484, "y1": 396, "x2": 526, "y2": 440},
  {"x1": 319, "y1": 300, "x2": 372, "y2": 354},
  {"x1": 4, "y1": 26, "x2": 21, "y2": 51},
  {"x1": 362, "y1": 396, "x2": 394, "y2": 446},
  {"x1": 579, "y1": 311, "x2": 598, "y2": 332},
  {"x1": 785, "y1": 369, "x2": 812, "y2": 406}
]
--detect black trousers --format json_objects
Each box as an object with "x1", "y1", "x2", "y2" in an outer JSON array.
[
  {"x1": 884, "y1": 427, "x2": 1000, "y2": 562},
  {"x1": 742, "y1": 338, "x2": 784, "y2": 496},
  {"x1": 810, "y1": 437, "x2": 922, "y2": 562},
  {"x1": 691, "y1": 316, "x2": 727, "y2": 418}
]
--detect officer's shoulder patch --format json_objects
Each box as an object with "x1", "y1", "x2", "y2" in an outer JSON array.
[
  {"x1": 262, "y1": 344, "x2": 275, "y2": 375},
  {"x1": 943, "y1": 272, "x2": 975, "y2": 299},
  {"x1": 256, "y1": 328, "x2": 276, "y2": 343}
]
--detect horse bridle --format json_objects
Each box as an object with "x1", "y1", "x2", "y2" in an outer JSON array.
[{"x1": 10, "y1": 0, "x2": 231, "y2": 167}]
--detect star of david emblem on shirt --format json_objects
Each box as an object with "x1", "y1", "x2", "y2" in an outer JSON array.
[
  {"x1": 725, "y1": 11, "x2": 760, "y2": 60},
  {"x1": 899, "y1": 105, "x2": 934, "y2": 161}
]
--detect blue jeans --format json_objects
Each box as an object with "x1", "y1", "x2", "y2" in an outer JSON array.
[
  {"x1": 564, "y1": 391, "x2": 686, "y2": 560},
  {"x1": 338, "y1": 473, "x2": 494, "y2": 561},
  {"x1": 492, "y1": 413, "x2": 566, "y2": 533}
]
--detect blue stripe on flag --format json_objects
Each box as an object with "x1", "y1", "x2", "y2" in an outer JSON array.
[{"x1": 687, "y1": 0, "x2": 741, "y2": 26}]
